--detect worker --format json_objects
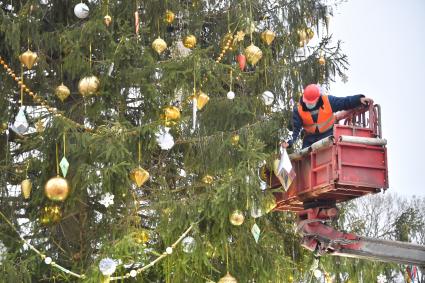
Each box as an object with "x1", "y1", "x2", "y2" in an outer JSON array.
[{"x1": 282, "y1": 84, "x2": 373, "y2": 149}]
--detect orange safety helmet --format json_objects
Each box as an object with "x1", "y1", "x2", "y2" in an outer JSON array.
[{"x1": 302, "y1": 84, "x2": 321, "y2": 104}]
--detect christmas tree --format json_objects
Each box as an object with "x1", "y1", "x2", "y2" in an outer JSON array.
[{"x1": 0, "y1": 0, "x2": 349, "y2": 282}]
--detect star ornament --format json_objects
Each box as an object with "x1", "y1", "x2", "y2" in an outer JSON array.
[{"x1": 236, "y1": 30, "x2": 246, "y2": 42}]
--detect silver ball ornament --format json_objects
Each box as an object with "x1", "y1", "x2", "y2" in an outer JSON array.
[
  {"x1": 227, "y1": 91, "x2": 235, "y2": 100},
  {"x1": 74, "y1": 3, "x2": 89, "y2": 19}
]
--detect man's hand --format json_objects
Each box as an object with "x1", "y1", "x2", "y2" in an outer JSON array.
[
  {"x1": 360, "y1": 97, "x2": 373, "y2": 105},
  {"x1": 280, "y1": 141, "x2": 289, "y2": 148}
]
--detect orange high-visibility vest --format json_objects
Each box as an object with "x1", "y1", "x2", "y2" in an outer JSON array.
[{"x1": 297, "y1": 95, "x2": 335, "y2": 134}]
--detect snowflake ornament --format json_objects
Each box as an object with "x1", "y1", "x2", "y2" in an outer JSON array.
[
  {"x1": 99, "y1": 193, "x2": 115, "y2": 208},
  {"x1": 155, "y1": 127, "x2": 174, "y2": 150}
]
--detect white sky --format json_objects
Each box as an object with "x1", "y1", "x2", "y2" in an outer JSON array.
[{"x1": 330, "y1": 0, "x2": 425, "y2": 196}]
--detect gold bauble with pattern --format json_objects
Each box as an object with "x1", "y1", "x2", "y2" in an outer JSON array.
[
  {"x1": 19, "y1": 49, "x2": 38, "y2": 69},
  {"x1": 244, "y1": 44, "x2": 263, "y2": 65},
  {"x1": 152, "y1": 37, "x2": 167, "y2": 54},
  {"x1": 130, "y1": 166, "x2": 150, "y2": 187},
  {"x1": 260, "y1": 30, "x2": 276, "y2": 45},
  {"x1": 165, "y1": 10, "x2": 175, "y2": 24},
  {"x1": 318, "y1": 56, "x2": 326, "y2": 65},
  {"x1": 218, "y1": 272, "x2": 238, "y2": 283},
  {"x1": 55, "y1": 83, "x2": 71, "y2": 102},
  {"x1": 44, "y1": 176, "x2": 70, "y2": 201},
  {"x1": 183, "y1": 34, "x2": 197, "y2": 49},
  {"x1": 229, "y1": 210, "x2": 244, "y2": 226},
  {"x1": 104, "y1": 14, "x2": 112, "y2": 27},
  {"x1": 78, "y1": 75, "x2": 100, "y2": 97},
  {"x1": 21, "y1": 179, "x2": 32, "y2": 199}
]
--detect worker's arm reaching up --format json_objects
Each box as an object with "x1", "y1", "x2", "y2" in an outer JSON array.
[{"x1": 328, "y1": 94, "x2": 367, "y2": 111}]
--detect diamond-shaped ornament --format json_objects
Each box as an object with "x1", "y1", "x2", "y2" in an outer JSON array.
[
  {"x1": 60, "y1": 157, "x2": 70, "y2": 177},
  {"x1": 251, "y1": 223, "x2": 261, "y2": 243},
  {"x1": 12, "y1": 107, "x2": 29, "y2": 135},
  {"x1": 130, "y1": 167, "x2": 150, "y2": 187}
]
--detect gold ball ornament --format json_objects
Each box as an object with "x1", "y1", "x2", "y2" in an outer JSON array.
[
  {"x1": 21, "y1": 179, "x2": 32, "y2": 199},
  {"x1": 78, "y1": 75, "x2": 100, "y2": 97},
  {"x1": 165, "y1": 10, "x2": 175, "y2": 24},
  {"x1": 196, "y1": 91, "x2": 210, "y2": 110},
  {"x1": 19, "y1": 49, "x2": 38, "y2": 69},
  {"x1": 218, "y1": 272, "x2": 238, "y2": 283},
  {"x1": 103, "y1": 14, "x2": 112, "y2": 27},
  {"x1": 244, "y1": 44, "x2": 263, "y2": 65},
  {"x1": 130, "y1": 167, "x2": 150, "y2": 187},
  {"x1": 261, "y1": 30, "x2": 276, "y2": 45},
  {"x1": 229, "y1": 210, "x2": 244, "y2": 226},
  {"x1": 319, "y1": 56, "x2": 326, "y2": 65},
  {"x1": 55, "y1": 83, "x2": 71, "y2": 102},
  {"x1": 152, "y1": 37, "x2": 167, "y2": 55},
  {"x1": 183, "y1": 34, "x2": 197, "y2": 49},
  {"x1": 44, "y1": 176, "x2": 70, "y2": 201},
  {"x1": 163, "y1": 106, "x2": 181, "y2": 121},
  {"x1": 231, "y1": 134, "x2": 240, "y2": 146},
  {"x1": 202, "y1": 175, "x2": 214, "y2": 184}
]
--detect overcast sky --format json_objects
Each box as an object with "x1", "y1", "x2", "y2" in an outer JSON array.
[{"x1": 329, "y1": 0, "x2": 425, "y2": 196}]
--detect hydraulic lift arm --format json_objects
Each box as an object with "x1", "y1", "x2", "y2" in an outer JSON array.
[{"x1": 298, "y1": 208, "x2": 425, "y2": 266}]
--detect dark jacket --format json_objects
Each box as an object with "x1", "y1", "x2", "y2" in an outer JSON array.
[{"x1": 288, "y1": 94, "x2": 365, "y2": 148}]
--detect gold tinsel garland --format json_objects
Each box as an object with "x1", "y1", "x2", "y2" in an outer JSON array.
[{"x1": 0, "y1": 56, "x2": 92, "y2": 132}]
